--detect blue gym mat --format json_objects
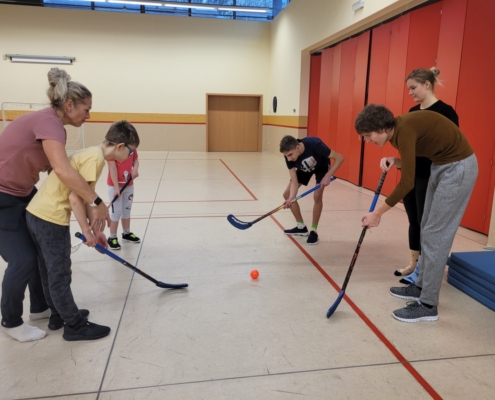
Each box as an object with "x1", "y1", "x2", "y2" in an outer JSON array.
[
  {"x1": 448, "y1": 268, "x2": 495, "y2": 303},
  {"x1": 447, "y1": 273, "x2": 495, "y2": 312},
  {"x1": 447, "y1": 261, "x2": 495, "y2": 293},
  {"x1": 448, "y1": 251, "x2": 495, "y2": 285}
]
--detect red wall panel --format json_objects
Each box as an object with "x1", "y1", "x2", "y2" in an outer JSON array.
[
  {"x1": 436, "y1": 0, "x2": 467, "y2": 107},
  {"x1": 328, "y1": 45, "x2": 342, "y2": 152},
  {"x1": 384, "y1": 15, "x2": 411, "y2": 193},
  {"x1": 335, "y1": 38, "x2": 358, "y2": 182},
  {"x1": 307, "y1": 54, "x2": 321, "y2": 137},
  {"x1": 350, "y1": 31, "x2": 371, "y2": 185},
  {"x1": 402, "y1": 2, "x2": 442, "y2": 113},
  {"x1": 454, "y1": 0, "x2": 495, "y2": 233},
  {"x1": 363, "y1": 24, "x2": 393, "y2": 193},
  {"x1": 317, "y1": 49, "x2": 334, "y2": 144}
]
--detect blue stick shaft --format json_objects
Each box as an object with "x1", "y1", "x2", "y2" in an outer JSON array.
[{"x1": 75, "y1": 232, "x2": 159, "y2": 285}]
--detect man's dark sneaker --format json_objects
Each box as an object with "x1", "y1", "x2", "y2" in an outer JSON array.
[
  {"x1": 392, "y1": 300, "x2": 438, "y2": 322},
  {"x1": 122, "y1": 232, "x2": 141, "y2": 243},
  {"x1": 307, "y1": 231, "x2": 319, "y2": 245},
  {"x1": 390, "y1": 284, "x2": 421, "y2": 300},
  {"x1": 63, "y1": 321, "x2": 111, "y2": 341},
  {"x1": 284, "y1": 226, "x2": 309, "y2": 237},
  {"x1": 48, "y1": 309, "x2": 90, "y2": 331},
  {"x1": 108, "y1": 237, "x2": 121, "y2": 250}
]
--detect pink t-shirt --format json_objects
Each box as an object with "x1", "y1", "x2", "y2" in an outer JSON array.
[
  {"x1": 106, "y1": 150, "x2": 138, "y2": 187},
  {"x1": 0, "y1": 107, "x2": 66, "y2": 197}
]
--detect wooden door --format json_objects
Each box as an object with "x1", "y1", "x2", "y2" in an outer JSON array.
[{"x1": 207, "y1": 95, "x2": 261, "y2": 152}]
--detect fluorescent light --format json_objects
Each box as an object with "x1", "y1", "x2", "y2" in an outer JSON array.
[
  {"x1": 163, "y1": 3, "x2": 216, "y2": 10},
  {"x1": 108, "y1": 0, "x2": 162, "y2": 5},
  {"x1": 4, "y1": 54, "x2": 75, "y2": 65},
  {"x1": 162, "y1": 2, "x2": 268, "y2": 12},
  {"x1": 218, "y1": 7, "x2": 268, "y2": 13}
]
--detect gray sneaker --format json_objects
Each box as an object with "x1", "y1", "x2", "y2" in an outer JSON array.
[
  {"x1": 390, "y1": 284, "x2": 421, "y2": 300},
  {"x1": 392, "y1": 301, "x2": 438, "y2": 322}
]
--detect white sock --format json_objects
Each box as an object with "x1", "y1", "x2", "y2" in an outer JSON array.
[
  {"x1": 1, "y1": 323, "x2": 46, "y2": 342},
  {"x1": 297, "y1": 222, "x2": 305, "y2": 229},
  {"x1": 29, "y1": 309, "x2": 51, "y2": 321}
]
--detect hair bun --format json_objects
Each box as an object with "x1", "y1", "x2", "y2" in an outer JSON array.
[
  {"x1": 430, "y1": 66, "x2": 440, "y2": 77},
  {"x1": 47, "y1": 68, "x2": 71, "y2": 87}
]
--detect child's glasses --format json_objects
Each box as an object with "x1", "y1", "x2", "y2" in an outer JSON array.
[{"x1": 108, "y1": 141, "x2": 135, "y2": 157}]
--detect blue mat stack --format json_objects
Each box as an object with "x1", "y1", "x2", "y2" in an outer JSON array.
[{"x1": 447, "y1": 251, "x2": 495, "y2": 311}]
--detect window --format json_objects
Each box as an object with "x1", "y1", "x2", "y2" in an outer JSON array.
[{"x1": 41, "y1": 0, "x2": 291, "y2": 21}]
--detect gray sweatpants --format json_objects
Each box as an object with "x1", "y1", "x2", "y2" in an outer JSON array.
[
  {"x1": 26, "y1": 212, "x2": 85, "y2": 327},
  {"x1": 417, "y1": 154, "x2": 478, "y2": 306}
]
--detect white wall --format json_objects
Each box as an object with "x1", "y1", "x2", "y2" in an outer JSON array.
[
  {"x1": 268, "y1": 0, "x2": 427, "y2": 117},
  {"x1": 0, "y1": 0, "x2": 428, "y2": 146},
  {"x1": 0, "y1": 4, "x2": 271, "y2": 114}
]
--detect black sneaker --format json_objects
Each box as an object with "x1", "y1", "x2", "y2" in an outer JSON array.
[
  {"x1": 392, "y1": 300, "x2": 438, "y2": 322},
  {"x1": 390, "y1": 284, "x2": 422, "y2": 300},
  {"x1": 63, "y1": 321, "x2": 111, "y2": 341},
  {"x1": 122, "y1": 232, "x2": 141, "y2": 243},
  {"x1": 307, "y1": 231, "x2": 319, "y2": 245},
  {"x1": 284, "y1": 226, "x2": 309, "y2": 237},
  {"x1": 48, "y1": 309, "x2": 90, "y2": 331},
  {"x1": 108, "y1": 237, "x2": 121, "y2": 250}
]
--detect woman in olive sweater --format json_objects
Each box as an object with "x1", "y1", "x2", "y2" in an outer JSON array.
[{"x1": 355, "y1": 105, "x2": 478, "y2": 322}]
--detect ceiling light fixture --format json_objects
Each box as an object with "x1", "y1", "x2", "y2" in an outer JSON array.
[
  {"x1": 218, "y1": 7, "x2": 268, "y2": 13},
  {"x1": 4, "y1": 54, "x2": 75, "y2": 64},
  {"x1": 162, "y1": 2, "x2": 269, "y2": 13},
  {"x1": 108, "y1": 0, "x2": 162, "y2": 5},
  {"x1": 163, "y1": 2, "x2": 216, "y2": 10}
]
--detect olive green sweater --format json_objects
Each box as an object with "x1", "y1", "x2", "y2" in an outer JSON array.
[{"x1": 386, "y1": 110, "x2": 473, "y2": 207}]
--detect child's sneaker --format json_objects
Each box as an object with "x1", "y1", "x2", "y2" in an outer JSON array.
[
  {"x1": 48, "y1": 309, "x2": 90, "y2": 331},
  {"x1": 122, "y1": 232, "x2": 141, "y2": 243},
  {"x1": 63, "y1": 321, "x2": 111, "y2": 341},
  {"x1": 108, "y1": 237, "x2": 121, "y2": 250},
  {"x1": 284, "y1": 226, "x2": 309, "y2": 236},
  {"x1": 307, "y1": 231, "x2": 319, "y2": 245}
]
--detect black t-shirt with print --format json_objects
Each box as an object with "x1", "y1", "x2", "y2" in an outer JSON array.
[{"x1": 285, "y1": 137, "x2": 331, "y2": 173}]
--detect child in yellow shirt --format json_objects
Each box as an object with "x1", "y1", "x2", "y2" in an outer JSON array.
[{"x1": 26, "y1": 121, "x2": 140, "y2": 341}]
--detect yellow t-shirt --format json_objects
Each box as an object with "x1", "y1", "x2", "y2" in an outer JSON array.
[{"x1": 27, "y1": 146, "x2": 105, "y2": 226}]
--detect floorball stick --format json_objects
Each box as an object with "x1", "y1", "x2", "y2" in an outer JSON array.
[
  {"x1": 227, "y1": 177, "x2": 336, "y2": 230},
  {"x1": 76, "y1": 233, "x2": 188, "y2": 289},
  {"x1": 326, "y1": 170, "x2": 387, "y2": 318}
]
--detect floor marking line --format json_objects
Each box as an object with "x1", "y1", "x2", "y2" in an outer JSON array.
[
  {"x1": 220, "y1": 159, "x2": 258, "y2": 200},
  {"x1": 270, "y1": 215, "x2": 442, "y2": 400}
]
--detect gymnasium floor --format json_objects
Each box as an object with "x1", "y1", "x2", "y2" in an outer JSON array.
[{"x1": 0, "y1": 151, "x2": 494, "y2": 400}]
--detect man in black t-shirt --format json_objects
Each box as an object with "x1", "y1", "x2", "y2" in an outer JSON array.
[{"x1": 280, "y1": 135, "x2": 344, "y2": 245}]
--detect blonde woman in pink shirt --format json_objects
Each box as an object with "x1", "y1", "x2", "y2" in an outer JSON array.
[{"x1": 0, "y1": 68, "x2": 110, "y2": 342}]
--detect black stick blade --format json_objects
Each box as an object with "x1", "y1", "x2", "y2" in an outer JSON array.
[
  {"x1": 326, "y1": 290, "x2": 344, "y2": 318},
  {"x1": 156, "y1": 281, "x2": 189, "y2": 289},
  {"x1": 227, "y1": 214, "x2": 253, "y2": 230}
]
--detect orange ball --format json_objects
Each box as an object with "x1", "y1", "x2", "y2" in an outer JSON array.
[{"x1": 250, "y1": 269, "x2": 259, "y2": 279}]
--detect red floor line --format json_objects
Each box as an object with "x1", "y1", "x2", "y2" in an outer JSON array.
[
  {"x1": 269, "y1": 215, "x2": 442, "y2": 400},
  {"x1": 219, "y1": 159, "x2": 258, "y2": 200}
]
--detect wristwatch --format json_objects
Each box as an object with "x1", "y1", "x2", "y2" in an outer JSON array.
[{"x1": 89, "y1": 196, "x2": 103, "y2": 207}]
